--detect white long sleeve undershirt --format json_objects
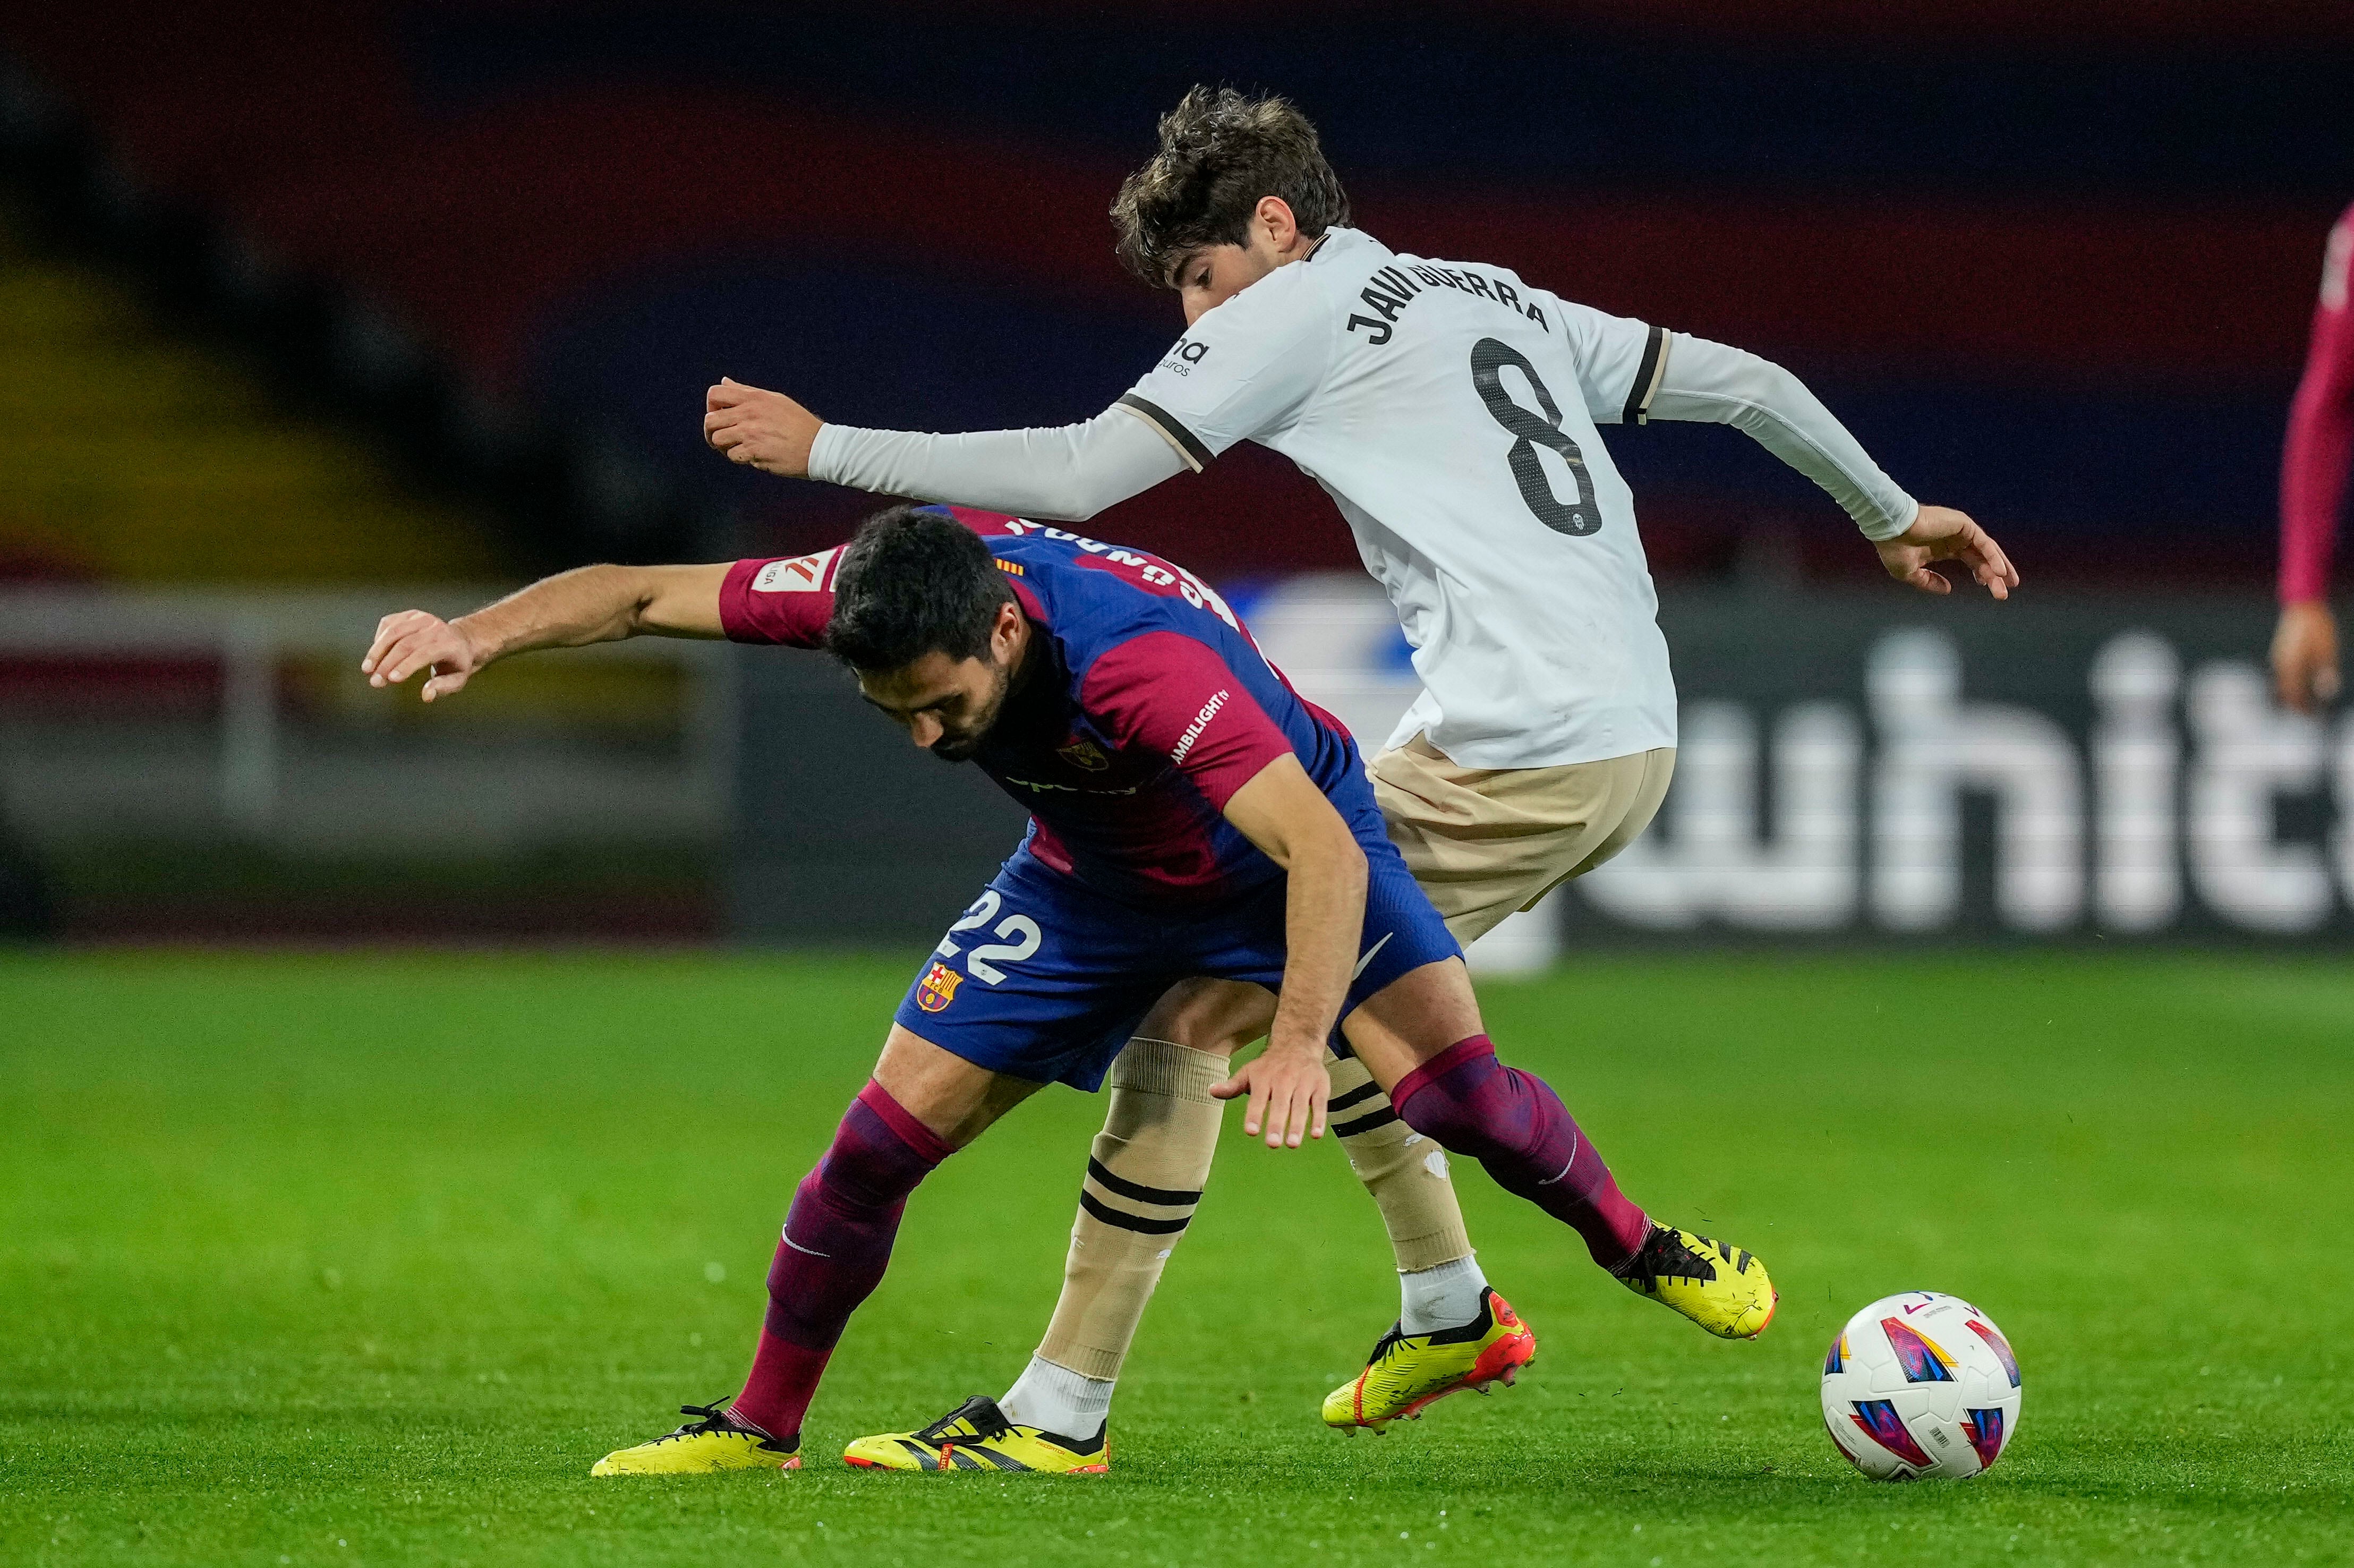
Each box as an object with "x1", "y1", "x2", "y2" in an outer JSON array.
[
  {"x1": 808, "y1": 335, "x2": 1916, "y2": 541},
  {"x1": 1646, "y1": 333, "x2": 1918, "y2": 541},
  {"x1": 807, "y1": 405, "x2": 1184, "y2": 523}
]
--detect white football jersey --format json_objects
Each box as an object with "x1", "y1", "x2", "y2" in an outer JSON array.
[{"x1": 1119, "y1": 226, "x2": 1676, "y2": 769}]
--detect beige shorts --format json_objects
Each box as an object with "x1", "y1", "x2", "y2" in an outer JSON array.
[{"x1": 1369, "y1": 734, "x2": 1677, "y2": 944}]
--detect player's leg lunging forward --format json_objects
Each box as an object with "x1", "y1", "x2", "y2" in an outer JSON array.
[
  {"x1": 362, "y1": 507, "x2": 1784, "y2": 1475},
  {"x1": 858, "y1": 736, "x2": 1771, "y2": 1470},
  {"x1": 850, "y1": 979, "x2": 1523, "y2": 1472}
]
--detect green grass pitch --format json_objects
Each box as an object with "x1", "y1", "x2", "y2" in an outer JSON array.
[{"x1": 3, "y1": 950, "x2": 2349, "y2": 1565}]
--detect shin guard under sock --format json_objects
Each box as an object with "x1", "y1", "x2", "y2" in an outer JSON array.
[
  {"x1": 732, "y1": 1079, "x2": 950, "y2": 1440},
  {"x1": 1031, "y1": 1038, "x2": 1223, "y2": 1386},
  {"x1": 1327, "y1": 1048, "x2": 1475, "y2": 1275},
  {"x1": 1390, "y1": 1035, "x2": 1649, "y2": 1270}
]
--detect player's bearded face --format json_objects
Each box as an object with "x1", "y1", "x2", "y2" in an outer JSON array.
[
  {"x1": 922, "y1": 652, "x2": 1016, "y2": 761},
  {"x1": 858, "y1": 645, "x2": 1018, "y2": 762}
]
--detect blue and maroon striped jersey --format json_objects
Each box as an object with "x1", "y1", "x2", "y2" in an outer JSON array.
[{"x1": 718, "y1": 508, "x2": 1360, "y2": 906}]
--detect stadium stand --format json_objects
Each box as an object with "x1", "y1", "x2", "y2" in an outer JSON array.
[
  {"x1": 1, "y1": 3, "x2": 2346, "y2": 948},
  {"x1": 0, "y1": 178, "x2": 698, "y2": 941},
  {"x1": 5, "y1": 1, "x2": 2348, "y2": 584},
  {"x1": 0, "y1": 200, "x2": 498, "y2": 585}
]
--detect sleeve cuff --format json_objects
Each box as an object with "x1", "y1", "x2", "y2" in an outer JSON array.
[
  {"x1": 1856, "y1": 494, "x2": 1920, "y2": 544},
  {"x1": 806, "y1": 421, "x2": 847, "y2": 485}
]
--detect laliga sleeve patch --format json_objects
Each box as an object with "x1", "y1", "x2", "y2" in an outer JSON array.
[{"x1": 752, "y1": 547, "x2": 843, "y2": 593}]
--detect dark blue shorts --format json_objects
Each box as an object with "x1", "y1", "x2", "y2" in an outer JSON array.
[{"x1": 891, "y1": 823, "x2": 1461, "y2": 1092}]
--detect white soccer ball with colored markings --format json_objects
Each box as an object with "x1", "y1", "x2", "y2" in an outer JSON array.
[{"x1": 1820, "y1": 1291, "x2": 2022, "y2": 1480}]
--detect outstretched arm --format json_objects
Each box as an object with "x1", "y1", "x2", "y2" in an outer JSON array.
[
  {"x1": 362, "y1": 562, "x2": 730, "y2": 702},
  {"x1": 702, "y1": 270, "x2": 1325, "y2": 518},
  {"x1": 2273, "y1": 209, "x2": 2352, "y2": 712},
  {"x1": 702, "y1": 379, "x2": 1186, "y2": 522},
  {"x1": 1647, "y1": 335, "x2": 2018, "y2": 599},
  {"x1": 1209, "y1": 755, "x2": 1366, "y2": 1150}
]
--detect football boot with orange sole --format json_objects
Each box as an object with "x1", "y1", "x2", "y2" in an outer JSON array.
[{"x1": 1321, "y1": 1286, "x2": 1537, "y2": 1433}]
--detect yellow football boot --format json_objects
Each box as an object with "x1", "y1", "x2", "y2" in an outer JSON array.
[
  {"x1": 843, "y1": 1395, "x2": 1108, "y2": 1473},
  {"x1": 590, "y1": 1402, "x2": 800, "y2": 1476},
  {"x1": 1321, "y1": 1287, "x2": 1537, "y2": 1433},
  {"x1": 1615, "y1": 1223, "x2": 1778, "y2": 1339}
]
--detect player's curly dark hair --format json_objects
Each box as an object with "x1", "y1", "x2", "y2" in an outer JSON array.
[
  {"x1": 1111, "y1": 86, "x2": 1350, "y2": 288},
  {"x1": 825, "y1": 506, "x2": 1014, "y2": 673}
]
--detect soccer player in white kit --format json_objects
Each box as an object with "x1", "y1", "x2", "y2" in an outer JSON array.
[{"x1": 703, "y1": 87, "x2": 2017, "y2": 1468}]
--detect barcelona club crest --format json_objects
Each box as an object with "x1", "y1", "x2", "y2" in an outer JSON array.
[
  {"x1": 1057, "y1": 738, "x2": 1110, "y2": 772},
  {"x1": 916, "y1": 961, "x2": 962, "y2": 1013}
]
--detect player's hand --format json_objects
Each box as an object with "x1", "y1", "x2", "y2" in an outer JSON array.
[
  {"x1": 362, "y1": 610, "x2": 484, "y2": 702},
  {"x1": 703, "y1": 378, "x2": 822, "y2": 478},
  {"x1": 1211, "y1": 1040, "x2": 1330, "y2": 1149},
  {"x1": 2271, "y1": 600, "x2": 2341, "y2": 712},
  {"x1": 1873, "y1": 505, "x2": 2018, "y2": 600}
]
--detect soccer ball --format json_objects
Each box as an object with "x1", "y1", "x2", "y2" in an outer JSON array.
[{"x1": 1820, "y1": 1291, "x2": 2022, "y2": 1480}]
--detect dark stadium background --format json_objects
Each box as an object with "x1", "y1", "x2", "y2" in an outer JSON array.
[
  {"x1": 8, "y1": 18, "x2": 2351, "y2": 1562},
  {"x1": 0, "y1": 0, "x2": 2348, "y2": 945}
]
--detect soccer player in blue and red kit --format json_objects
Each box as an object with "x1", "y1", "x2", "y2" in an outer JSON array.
[{"x1": 363, "y1": 504, "x2": 1743, "y2": 1473}]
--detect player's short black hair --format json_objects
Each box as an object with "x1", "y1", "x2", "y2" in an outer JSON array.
[
  {"x1": 1112, "y1": 86, "x2": 1350, "y2": 288},
  {"x1": 825, "y1": 506, "x2": 1016, "y2": 672}
]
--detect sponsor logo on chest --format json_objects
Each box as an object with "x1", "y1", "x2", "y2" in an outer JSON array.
[{"x1": 1057, "y1": 738, "x2": 1111, "y2": 772}]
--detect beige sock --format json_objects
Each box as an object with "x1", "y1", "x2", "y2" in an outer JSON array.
[
  {"x1": 1035, "y1": 1030, "x2": 1479, "y2": 1385},
  {"x1": 1326, "y1": 1048, "x2": 1474, "y2": 1273},
  {"x1": 1036, "y1": 1038, "x2": 1225, "y2": 1382}
]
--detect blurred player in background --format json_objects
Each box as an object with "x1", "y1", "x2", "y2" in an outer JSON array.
[
  {"x1": 361, "y1": 505, "x2": 1773, "y2": 1475},
  {"x1": 2272, "y1": 202, "x2": 2353, "y2": 711},
  {"x1": 702, "y1": 87, "x2": 2013, "y2": 1458}
]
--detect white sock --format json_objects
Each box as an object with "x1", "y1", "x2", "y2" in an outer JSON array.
[
  {"x1": 1400, "y1": 1254, "x2": 1488, "y2": 1334},
  {"x1": 1000, "y1": 1354, "x2": 1114, "y2": 1439}
]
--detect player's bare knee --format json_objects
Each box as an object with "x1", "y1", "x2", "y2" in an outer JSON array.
[
  {"x1": 1343, "y1": 958, "x2": 1485, "y2": 1083},
  {"x1": 1136, "y1": 978, "x2": 1276, "y2": 1059},
  {"x1": 872, "y1": 1025, "x2": 1038, "y2": 1149}
]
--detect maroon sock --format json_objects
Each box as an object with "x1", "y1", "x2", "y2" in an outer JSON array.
[
  {"x1": 730, "y1": 1079, "x2": 952, "y2": 1442},
  {"x1": 1391, "y1": 1035, "x2": 1649, "y2": 1270}
]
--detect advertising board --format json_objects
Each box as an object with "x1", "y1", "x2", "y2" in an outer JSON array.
[{"x1": 1242, "y1": 578, "x2": 2351, "y2": 952}]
